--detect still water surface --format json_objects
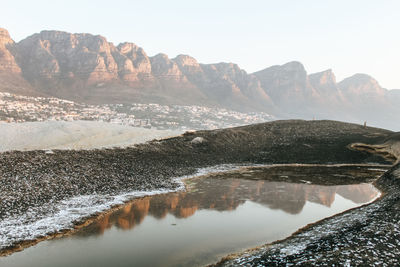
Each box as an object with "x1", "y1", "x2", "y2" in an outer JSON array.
[{"x1": 0, "y1": 166, "x2": 382, "y2": 267}]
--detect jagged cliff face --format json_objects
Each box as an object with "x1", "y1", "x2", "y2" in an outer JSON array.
[
  {"x1": 3, "y1": 29, "x2": 265, "y2": 108},
  {"x1": 309, "y1": 69, "x2": 338, "y2": 97},
  {"x1": 0, "y1": 28, "x2": 316, "y2": 112},
  {"x1": 253, "y1": 61, "x2": 328, "y2": 117},
  {"x1": 0, "y1": 28, "x2": 21, "y2": 73},
  {"x1": 114, "y1": 42, "x2": 152, "y2": 83},
  {"x1": 0, "y1": 28, "x2": 399, "y2": 129},
  {"x1": 336, "y1": 74, "x2": 399, "y2": 128},
  {"x1": 0, "y1": 28, "x2": 36, "y2": 95},
  {"x1": 16, "y1": 31, "x2": 121, "y2": 86},
  {"x1": 150, "y1": 53, "x2": 183, "y2": 80},
  {"x1": 339, "y1": 74, "x2": 386, "y2": 97}
]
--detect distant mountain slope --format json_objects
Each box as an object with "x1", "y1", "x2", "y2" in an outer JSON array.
[
  {"x1": 0, "y1": 28, "x2": 37, "y2": 96},
  {"x1": 0, "y1": 27, "x2": 398, "y2": 130}
]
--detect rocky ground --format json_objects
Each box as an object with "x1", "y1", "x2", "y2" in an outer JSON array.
[
  {"x1": 351, "y1": 132, "x2": 400, "y2": 164},
  {"x1": 0, "y1": 119, "x2": 397, "y2": 260},
  {"x1": 215, "y1": 134, "x2": 400, "y2": 266},
  {"x1": 215, "y1": 164, "x2": 400, "y2": 266}
]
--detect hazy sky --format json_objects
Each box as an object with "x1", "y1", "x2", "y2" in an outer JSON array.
[{"x1": 2, "y1": 0, "x2": 400, "y2": 89}]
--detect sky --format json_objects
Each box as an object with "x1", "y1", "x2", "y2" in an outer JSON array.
[{"x1": 2, "y1": 0, "x2": 400, "y2": 89}]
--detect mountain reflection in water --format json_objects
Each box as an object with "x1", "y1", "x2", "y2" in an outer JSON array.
[
  {"x1": 78, "y1": 176, "x2": 379, "y2": 237},
  {"x1": 2, "y1": 166, "x2": 385, "y2": 267}
]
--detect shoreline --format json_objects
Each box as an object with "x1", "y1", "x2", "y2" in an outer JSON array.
[
  {"x1": 215, "y1": 136, "x2": 400, "y2": 266},
  {"x1": 212, "y1": 186, "x2": 386, "y2": 265},
  {"x1": 0, "y1": 163, "x2": 388, "y2": 258},
  {"x1": 0, "y1": 163, "x2": 244, "y2": 257},
  {"x1": 0, "y1": 120, "x2": 397, "y2": 264}
]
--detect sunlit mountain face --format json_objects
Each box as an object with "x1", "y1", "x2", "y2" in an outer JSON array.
[{"x1": 1, "y1": 27, "x2": 400, "y2": 130}]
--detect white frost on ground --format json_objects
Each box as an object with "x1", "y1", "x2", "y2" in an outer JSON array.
[
  {"x1": 0, "y1": 120, "x2": 182, "y2": 152},
  {"x1": 0, "y1": 164, "x2": 243, "y2": 250},
  {"x1": 0, "y1": 188, "x2": 180, "y2": 249}
]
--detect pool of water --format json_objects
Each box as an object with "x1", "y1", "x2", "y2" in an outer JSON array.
[{"x1": 0, "y1": 166, "x2": 383, "y2": 267}]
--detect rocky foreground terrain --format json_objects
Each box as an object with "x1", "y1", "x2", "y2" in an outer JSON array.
[
  {"x1": 0, "y1": 120, "x2": 398, "y2": 259},
  {"x1": 215, "y1": 134, "x2": 400, "y2": 266},
  {"x1": 0, "y1": 27, "x2": 399, "y2": 130}
]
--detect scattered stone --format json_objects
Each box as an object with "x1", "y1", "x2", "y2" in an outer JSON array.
[{"x1": 191, "y1": 137, "x2": 205, "y2": 144}]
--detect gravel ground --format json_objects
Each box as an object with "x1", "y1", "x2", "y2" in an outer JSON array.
[
  {"x1": 215, "y1": 164, "x2": 400, "y2": 267},
  {"x1": 214, "y1": 131, "x2": 400, "y2": 267},
  {"x1": 0, "y1": 119, "x2": 396, "y2": 258}
]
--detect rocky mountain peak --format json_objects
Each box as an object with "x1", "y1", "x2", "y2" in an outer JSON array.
[
  {"x1": 309, "y1": 69, "x2": 336, "y2": 86},
  {"x1": 114, "y1": 42, "x2": 151, "y2": 80},
  {"x1": 341, "y1": 73, "x2": 377, "y2": 85},
  {"x1": 0, "y1": 28, "x2": 399, "y2": 130},
  {"x1": 254, "y1": 61, "x2": 307, "y2": 80},
  {"x1": 0, "y1": 28, "x2": 21, "y2": 74},
  {"x1": 117, "y1": 42, "x2": 139, "y2": 55},
  {"x1": 15, "y1": 30, "x2": 120, "y2": 84},
  {"x1": 0, "y1": 28, "x2": 31, "y2": 95},
  {"x1": 173, "y1": 54, "x2": 199, "y2": 67},
  {"x1": 34, "y1": 30, "x2": 114, "y2": 56},
  {"x1": 212, "y1": 62, "x2": 244, "y2": 73},
  {"x1": 173, "y1": 54, "x2": 203, "y2": 81},
  {"x1": 151, "y1": 53, "x2": 169, "y2": 60},
  {"x1": 38, "y1": 30, "x2": 75, "y2": 41},
  {"x1": 0, "y1": 28, "x2": 13, "y2": 45},
  {"x1": 199, "y1": 62, "x2": 247, "y2": 84},
  {"x1": 252, "y1": 61, "x2": 319, "y2": 114},
  {"x1": 281, "y1": 61, "x2": 306, "y2": 72},
  {"x1": 338, "y1": 73, "x2": 385, "y2": 96},
  {"x1": 150, "y1": 53, "x2": 183, "y2": 79}
]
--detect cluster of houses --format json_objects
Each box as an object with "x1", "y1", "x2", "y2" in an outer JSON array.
[{"x1": 0, "y1": 92, "x2": 273, "y2": 130}]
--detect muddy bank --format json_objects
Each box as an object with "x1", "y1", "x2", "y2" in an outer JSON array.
[{"x1": 0, "y1": 120, "x2": 395, "y2": 256}]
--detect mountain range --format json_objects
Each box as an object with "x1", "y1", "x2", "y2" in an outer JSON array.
[{"x1": 0, "y1": 27, "x2": 399, "y2": 130}]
